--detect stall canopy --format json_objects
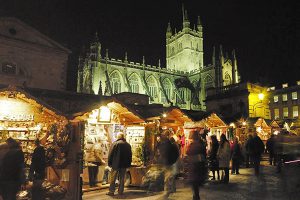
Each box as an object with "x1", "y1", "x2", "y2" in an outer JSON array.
[
  {"x1": 183, "y1": 112, "x2": 227, "y2": 129},
  {"x1": 126, "y1": 104, "x2": 193, "y2": 127},
  {"x1": 72, "y1": 99, "x2": 145, "y2": 124},
  {"x1": 0, "y1": 85, "x2": 67, "y2": 123}
]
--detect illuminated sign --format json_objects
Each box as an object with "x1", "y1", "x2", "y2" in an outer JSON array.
[
  {"x1": 0, "y1": 113, "x2": 34, "y2": 121},
  {"x1": 98, "y1": 106, "x2": 111, "y2": 122}
]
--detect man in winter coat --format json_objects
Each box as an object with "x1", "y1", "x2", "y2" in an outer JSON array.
[
  {"x1": 249, "y1": 132, "x2": 265, "y2": 175},
  {"x1": 29, "y1": 139, "x2": 46, "y2": 200},
  {"x1": 0, "y1": 138, "x2": 25, "y2": 200},
  {"x1": 106, "y1": 132, "x2": 132, "y2": 196}
]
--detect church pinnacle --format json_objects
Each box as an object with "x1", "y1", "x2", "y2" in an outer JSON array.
[
  {"x1": 166, "y1": 22, "x2": 172, "y2": 38},
  {"x1": 182, "y1": 4, "x2": 190, "y2": 30}
]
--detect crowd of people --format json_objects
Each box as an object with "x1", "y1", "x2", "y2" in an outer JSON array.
[
  {"x1": 102, "y1": 130, "x2": 269, "y2": 200},
  {"x1": 0, "y1": 130, "x2": 277, "y2": 200},
  {"x1": 0, "y1": 138, "x2": 46, "y2": 200}
]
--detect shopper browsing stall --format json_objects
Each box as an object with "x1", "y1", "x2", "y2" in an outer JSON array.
[{"x1": 107, "y1": 132, "x2": 132, "y2": 196}]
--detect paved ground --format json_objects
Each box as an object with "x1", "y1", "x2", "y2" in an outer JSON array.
[{"x1": 83, "y1": 163, "x2": 300, "y2": 200}]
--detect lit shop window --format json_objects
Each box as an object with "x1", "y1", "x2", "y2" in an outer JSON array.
[
  {"x1": 293, "y1": 106, "x2": 299, "y2": 118},
  {"x1": 283, "y1": 107, "x2": 289, "y2": 118},
  {"x1": 2, "y1": 63, "x2": 16, "y2": 75},
  {"x1": 274, "y1": 109, "x2": 280, "y2": 119},
  {"x1": 274, "y1": 95, "x2": 279, "y2": 103},
  {"x1": 292, "y1": 92, "x2": 298, "y2": 100},
  {"x1": 282, "y1": 94, "x2": 288, "y2": 102}
]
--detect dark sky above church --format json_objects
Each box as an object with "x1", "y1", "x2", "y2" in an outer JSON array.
[{"x1": 1, "y1": 0, "x2": 299, "y2": 91}]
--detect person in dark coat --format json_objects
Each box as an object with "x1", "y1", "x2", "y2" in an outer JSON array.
[
  {"x1": 29, "y1": 139, "x2": 46, "y2": 200},
  {"x1": 0, "y1": 138, "x2": 25, "y2": 200},
  {"x1": 186, "y1": 130, "x2": 207, "y2": 200},
  {"x1": 208, "y1": 135, "x2": 219, "y2": 180},
  {"x1": 156, "y1": 131, "x2": 179, "y2": 199},
  {"x1": 231, "y1": 137, "x2": 242, "y2": 175},
  {"x1": 107, "y1": 132, "x2": 132, "y2": 196},
  {"x1": 0, "y1": 141, "x2": 9, "y2": 199},
  {"x1": 249, "y1": 132, "x2": 265, "y2": 176},
  {"x1": 266, "y1": 134, "x2": 276, "y2": 165},
  {"x1": 244, "y1": 134, "x2": 253, "y2": 168}
]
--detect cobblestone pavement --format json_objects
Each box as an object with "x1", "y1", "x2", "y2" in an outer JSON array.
[{"x1": 83, "y1": 164, "x2": 300, "y2": 200}]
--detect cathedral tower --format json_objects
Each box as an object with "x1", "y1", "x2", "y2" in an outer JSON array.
[{"x1": 166, "y1": 5, "x2": 203, "y2": 72}]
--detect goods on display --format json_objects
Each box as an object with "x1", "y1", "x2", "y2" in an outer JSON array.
[{"x1": 125, "y1": 126, "x2": 145, "y2": 166}]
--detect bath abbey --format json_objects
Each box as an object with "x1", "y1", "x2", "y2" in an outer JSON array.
[{"x1": 77, "y1": 9, "x2": 240, "y2": 111}]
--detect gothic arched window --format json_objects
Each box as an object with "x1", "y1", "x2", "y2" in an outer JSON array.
[
  {"x1": 110, "y1": 71, "x2": 121, "y2": 94},
  {"x1": 147, "y1": 76, "x2": 158, "y2": 100},
  {"x1": 129, "y1": 74, "x2": 139, "y2": 93},
  {"x1": 224, "y1": 73, "x2": 232, "y2": 86},
  {"x1": 204, "y1": 75, "x2": 213, "y2": 88},
  {"x1": 161, "y1": 78, "x2": 172, "y2": 103}
]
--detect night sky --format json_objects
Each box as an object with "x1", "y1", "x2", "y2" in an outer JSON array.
[{"x1": 1, "y1": 0, "x2": 299, "y2": 91}]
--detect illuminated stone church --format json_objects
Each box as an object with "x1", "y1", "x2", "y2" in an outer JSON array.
[{"x1": 77, "y1": 8, "x2": 240, "y2": 110}]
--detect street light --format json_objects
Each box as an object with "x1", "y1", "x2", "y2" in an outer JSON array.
[{"x1": 258, "y1": 93, "x2": 264, "y2": 101}]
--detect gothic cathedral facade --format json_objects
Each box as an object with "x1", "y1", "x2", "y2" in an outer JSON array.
[{"x1": 77, "y1": 9, "x2": 240, "y2": 111}]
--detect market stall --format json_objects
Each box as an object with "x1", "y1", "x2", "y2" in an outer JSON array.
[
  {"x1": 184, "y1": 113, "x2": 228, "y2": 154},
  {"x1": 72, "y1": 100, "x2": 145, "y2": 190},
  {"x1": 234, "y1": 117, "x2": 271, "y2": 142},
  {"x1": 0, "y1": 86, "x2": 77, "y2": 199}
]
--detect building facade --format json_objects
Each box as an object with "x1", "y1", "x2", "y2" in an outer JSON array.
[
  {"x1": 0, "y1": 17, "x2": 71, "y2": 91},
  {"x1": 205, "y1": 82, "x2": 271, "y2": 121},
  {"x1": 268, "y1": 81, "x2": 300, "y2": 120},
  {"x1": 77, "y1": 8, "x2": 240, "y2": 110}
]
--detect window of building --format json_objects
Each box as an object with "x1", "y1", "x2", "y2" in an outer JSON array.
[
  {"x1": 274, "y1": 108, "x2": 279, "y2": 119},
  {"x1": 282, "y1": 94, "x2": 288, "y2": 102},
  {"x1": 2, "y1": 63, "x2": 16, "y2": 75},
  {"x1": 293, "y1": 106, "x2": 299, "y2": 118},
  {"x1": 292, "y1": 92, "x2": 298, "y2": 100},
  {"x1": 178, "y1": 88, "x2": 185, "y2": 102},
  {"x1": 274, "y1": 95, "x2": 279, "y2": 103},
  {"x1": 110, "y1": 72, "x2": 121, "y2": 94},
  {"x1": 129, "y1": 74, "x2": 139, "y2": 93},
  {"x1": 283, "y1": 107, "x2": 288, "y2": 118},
  {"x1": 147, "y1": 76, "x2": 158, "y2": 99},
  {"x1": 282, "y1": 83, "x2": 288, "y2": 88}
]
